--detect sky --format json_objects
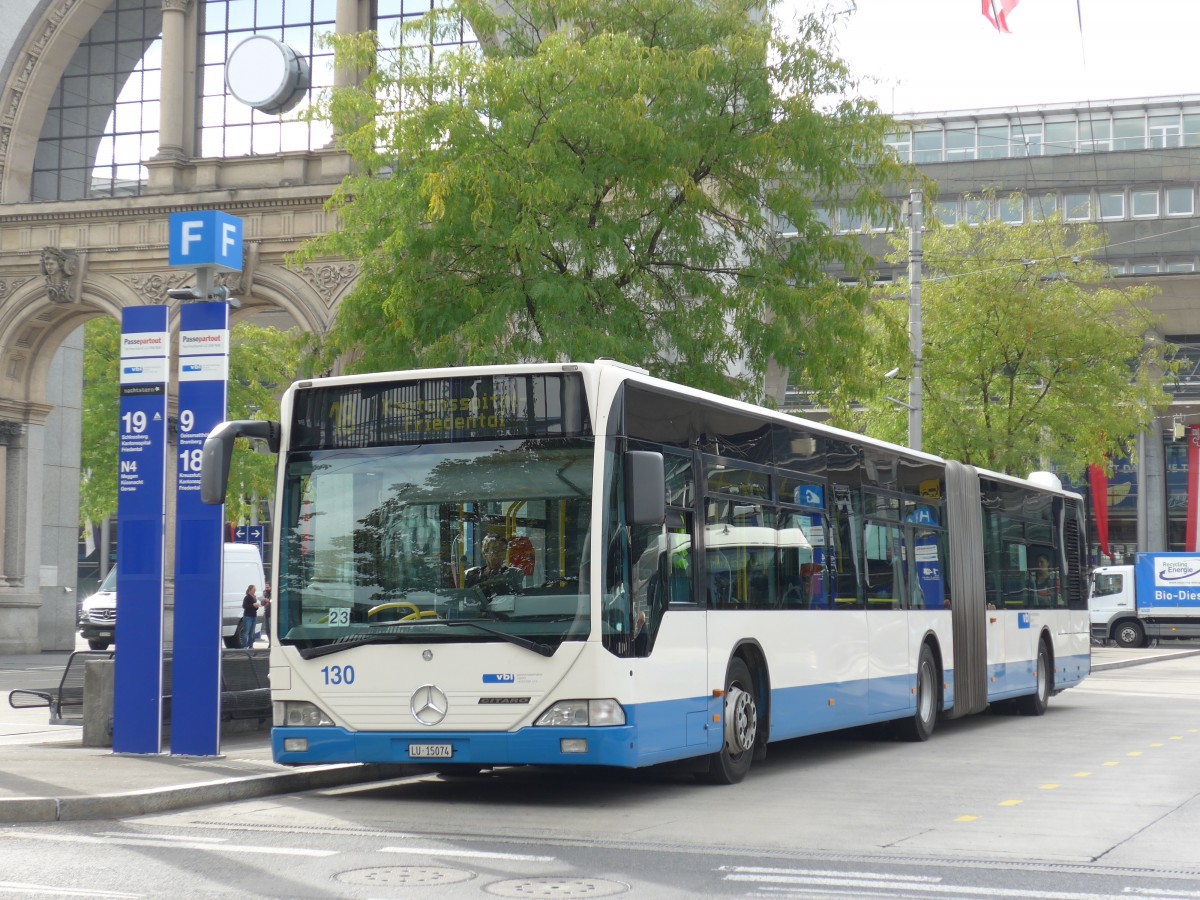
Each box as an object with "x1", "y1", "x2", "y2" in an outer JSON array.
[{"x1": 787, "y1": 0, "x2": 1200, "y2": 115}]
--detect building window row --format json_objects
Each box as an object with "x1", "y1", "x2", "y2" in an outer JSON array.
[
  {"x1": 805, "y1": 185, "x2": 1198, "y2": 235},
  {"x1": 31, "y1": 0, "x2": 478, "y2": 202},
  {"x1": 888, "y1": 105, "x2": 1200, "y2": 164},
  {"x1": 1110, "y1": 259, "x2": 1198, "y2": 275}
]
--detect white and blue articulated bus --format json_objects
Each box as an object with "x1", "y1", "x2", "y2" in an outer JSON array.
[{"x1": 201, "y1": 359, "x2": 1090, "y2": 783}]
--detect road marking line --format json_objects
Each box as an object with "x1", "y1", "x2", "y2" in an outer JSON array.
[
  {"x1": 95, "y1": 831, "x2": 227, "y2": 843},
  {"x1": 998, "y1": 800, "x2": 1023, "y2": 806},
  {"x1": 720, "y1": 868, "x2": 940, "y2": 883},
  {"x1": 954, "y1": 815, "x2": 979, "y2": 822},
  {"x1": 1103, "y1": 761, "x2": 1119, "y2": 766},
  {"x1": 1073, "y1": 772, "x2": 1092, "y2": 777},
  {"x1": 379, "y1": 846, "x2": 555, "y2": 862},
  {"x1": 1127, "y1": 751, "x2": 1144, "y2": 756},
  {"x1": 722, "y1": 871, "x2": 1152, "y2": 898},
  {"x1": 1040, "y1": 784, "x2": 1060, "y2": 790},
  {"x1": 1170, "y1": 736, "x2": 1183, "y2": 740},
  {"x1": 1150, "y1": 743, "x2": 1164, "y2": 748},
  {"x1": 0, "y1": 885, "x2": 140, "y2": 898},
  {"x1": 0, "y1": 832, "x2": 334, "y2": 857}
]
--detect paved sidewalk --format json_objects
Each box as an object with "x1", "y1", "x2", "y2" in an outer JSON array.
[
  {"x1": 0, "y1": 649, "x2": 410, "y2": 823},
  {"x1": 1, "y1": 644, "x2": 1197, "y2": 824}
]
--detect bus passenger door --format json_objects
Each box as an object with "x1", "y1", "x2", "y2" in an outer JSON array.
[{"x1": 866, "y1": 522, "x2": 911, "y2": 715}]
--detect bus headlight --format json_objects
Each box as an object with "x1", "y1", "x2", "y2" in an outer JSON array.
[
  {"x1": 534, "y1": 699, "x2": 625, "y2": 727},
  {"x1": 274, "y1": 700, "x2": 335, "y2": 727}
]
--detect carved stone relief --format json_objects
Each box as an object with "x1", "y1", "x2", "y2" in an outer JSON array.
[
  {"x1": 119, "y1": 271, "x2": 191, "y2": 305},
  {"x1": 299, "y1": 262, "x2": 358, "y2": 306},
  {"x1": 40, "y1": 247, "x2": 80, "y2": 304}
]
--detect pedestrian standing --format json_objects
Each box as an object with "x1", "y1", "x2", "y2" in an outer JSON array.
[
  {"x1": 261, "y1": 582, "x2": 272, "y2": 647},
  {"x1": 241, "y1": 584, "x2": 259, "y2": 648}
]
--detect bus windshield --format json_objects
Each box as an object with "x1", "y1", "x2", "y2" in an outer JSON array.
[{"x1": 277, "y1": 438, "x2": 594, "y2": 655}]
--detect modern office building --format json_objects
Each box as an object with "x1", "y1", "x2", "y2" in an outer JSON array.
[
  {"x1": 0, "y1": 2, "x2": 1194, "y2": 648},
  {"x1": 786, "y1": 96, "x2": 1200, "y2": 565}
]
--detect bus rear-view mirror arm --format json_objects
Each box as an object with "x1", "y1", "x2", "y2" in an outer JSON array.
[{"x1": 201, "y1": 419, "x2": 281, "y2": 505}]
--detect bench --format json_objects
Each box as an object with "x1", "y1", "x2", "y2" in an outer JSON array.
[
  {"x1": 160, "y1": 648, "x2": 271, "y2": 724},
  {"x1": 8, "y1": 649, "x2": 113, "y2": 724},
  {"x1": 8, "y1": 648, "x2": 270, "y2": 727},
  {"x1": 217, "y1": 647, "x2": 271, "y2": 722}
]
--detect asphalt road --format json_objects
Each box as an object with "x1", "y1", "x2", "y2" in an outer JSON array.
[{"x1": 3, "y1": 650, "x2": 1200, "y2": 898}]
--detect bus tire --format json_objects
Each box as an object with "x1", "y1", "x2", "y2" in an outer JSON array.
[
  {"x1": 1112, "y1": 619, "x2": 1145, "y2": 649},
  {"x1": 699, "y1": 657, "x2": 757, "y2": 785},
  {"x1": 896, "y1": 642, "x2": 939, "y2": 742},
  {"x1": 1015, "y1": 639, "x2": 1051, "y2": 716}
]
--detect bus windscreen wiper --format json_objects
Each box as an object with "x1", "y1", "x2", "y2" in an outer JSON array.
[
  {"x1": 418, "y1": 620, "x2": 556, "y2": 657},
  {"x1": 297, "y1": 633, "x2": 409, "y2": 659},
  {"x1": 298, "y1": 621, "x2": 556, "y2": 658}
]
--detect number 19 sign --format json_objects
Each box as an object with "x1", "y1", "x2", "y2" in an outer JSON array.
[{"x1": 114, "y1": 305, "x2": 170, "y2": 755}]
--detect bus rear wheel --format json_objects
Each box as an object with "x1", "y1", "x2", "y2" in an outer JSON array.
[
  {"x1": 699, "y1": 657, "x2": 757, "y2": 785},
  {"x1": 896, "y1": 642, "x2": 938, "y2": 742},
  {"x1": 1015, "y1": 639, "x2": 1051, "y2": 716}
]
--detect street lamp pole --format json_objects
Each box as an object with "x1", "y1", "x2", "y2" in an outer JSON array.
[{"x1": 908, "y1": 188, "x2": 923, "y2": 452}]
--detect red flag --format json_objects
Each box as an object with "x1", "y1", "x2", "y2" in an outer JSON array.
[
  {"x1": 1188, "y1": 427, "x2": 1200, "y2": 551},
  {"x1": 983, "y1": 0, "x2": 1020, "y2": 32},
  {"x1": 1089, "y1": 464, "x2": 1111, "y2": 561}
]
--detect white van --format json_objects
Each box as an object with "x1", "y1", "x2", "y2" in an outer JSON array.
[{"x1": 77, "y1": 542, "x2": 266, "y2": 650}]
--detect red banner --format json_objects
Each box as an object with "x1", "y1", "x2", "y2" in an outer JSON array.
[
  {"x1": 1089, "y1": 464, "x2": 1111, "y2": 561},
  {"x1": 1188, "y1": 426, "x2": 1200, "y2": 552}
]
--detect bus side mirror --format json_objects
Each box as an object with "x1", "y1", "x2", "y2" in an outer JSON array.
[
  {"x1": 201, "y1": 420, "x2": 280, "y2": 504},
  {"x1": 625, "y1": 450, "x2": 665, "y2": 526}
]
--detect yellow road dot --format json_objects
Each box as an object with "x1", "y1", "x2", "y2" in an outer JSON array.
[
  {"x1": 998, "y1": 800, "x2": 1023, "y2": 807},
  {"x1": 1040, "y1": 784, "x2": 1060, "y2": 790},
  {"x1": 1127, "y1": 751, "x2": 1143, "y2": 757},
  {"x1": 955, "y1": 815, "x2": 979, "y2": 822},
  {"x1": 1103, "y1": 761, "x2": 1119, "y2": 766},
  {"x1": 1189, "y1": 729, "x2": 1198, "y2": 733},
  {"x1": 1170, "y1": 736, "x2": 1183, "y2": 741},
  {"x1": 1073, "y1": 772, "x2": 1092, "y2": 778},
  {"x1": 1150, "y1": 743, "x2": 1164, "y2": 748}
]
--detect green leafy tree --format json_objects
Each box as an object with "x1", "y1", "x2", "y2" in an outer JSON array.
[
  {"x1": 80, "y1": 318, "x2": 308, "y2": 528},
  {"x1": 826, "y1": 213, "x2": 1175, "y2": 478},
  {"x1": 302, "y1": 0, "x2": 909, "y2": 401}
]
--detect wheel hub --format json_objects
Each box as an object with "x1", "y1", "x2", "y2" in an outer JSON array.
[{"x1": 724, "y1": 685, "x2": 757, "y2": 754}]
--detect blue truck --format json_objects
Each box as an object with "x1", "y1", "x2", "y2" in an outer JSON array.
[{"x1": 1089, "y1": 552, "x2": 1200, "y2": 648}]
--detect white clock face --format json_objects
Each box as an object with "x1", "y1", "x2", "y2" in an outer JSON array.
[{"x1": 225, "y1": 35, "x2": 310, "y2": 114}]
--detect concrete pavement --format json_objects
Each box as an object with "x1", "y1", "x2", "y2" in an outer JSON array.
[
  {"x1": 0, "y1": 648, "x2": 412, "y2": 823},
  {"x1": 1, "y1": 644, "x2": 1197, "y2": 824}
]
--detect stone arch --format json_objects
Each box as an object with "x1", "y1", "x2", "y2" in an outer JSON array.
[
  {"x1": 0, "y1": 0, "x2": 112, "y2": 203},
  {"x1": 239, "y1": 261, "x2": 357, "y2": 339},
  {"x1": 0, "y1": 271, "x2": 133, "y2": 408}
]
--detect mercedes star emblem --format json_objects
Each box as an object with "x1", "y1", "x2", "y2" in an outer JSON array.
[{"x1": 410, "y1": 684, "x2": 449, "y2": 726}]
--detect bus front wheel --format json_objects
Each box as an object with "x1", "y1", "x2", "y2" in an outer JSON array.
[{"x1": 699, "y1": 658, "x2": 757, "y2": 785}]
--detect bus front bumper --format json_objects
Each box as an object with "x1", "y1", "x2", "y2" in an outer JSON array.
[{"x1": 272, "y1": 725, "x2": 640, "y2": 768}]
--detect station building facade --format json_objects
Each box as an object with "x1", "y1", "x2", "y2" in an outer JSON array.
[{"x1": 0, "y1": 2, "x2": 1195, "y2": 648}]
